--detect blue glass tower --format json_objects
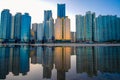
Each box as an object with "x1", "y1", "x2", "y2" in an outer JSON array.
[
  {"x1": 44, "y1": 10, "x2": 52, "y2": 21},
  {"x1": 21, "y1": 13, "x2": 31, "y2": 42},
  {"x1": 43, "y1": 10, "x2": 52, "y2": 42},
  {"x1": 0, "y1": 9, "x2": 12, "y2": 42},
  {"x1": 14, "y1": 13, "x2": 22, "y2": 42},
  {"x1": 57, "y1": 4, "x2": 66, "y2": 18}
]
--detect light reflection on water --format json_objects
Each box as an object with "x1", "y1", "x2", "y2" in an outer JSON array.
[{"x1": 0, "y1": 46, "x2": 120, "y2": 80}]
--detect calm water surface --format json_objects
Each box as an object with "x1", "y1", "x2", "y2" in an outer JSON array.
[{"x1": 0, "y1": 46, "x2": 120, "y2": 80}]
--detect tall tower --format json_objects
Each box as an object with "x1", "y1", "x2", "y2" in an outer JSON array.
[
  {"x1": 55, "y1": 4, "x2": 71, "y2": 42},
  {"x1": 0, "y1": 9, "x2": 12, "y2": 42},
  {"x1": 57, "y1": 4, "x2": 66, "y2": 18},
  {"x1": 14, "y1": 12, "x2": 22, "y2": 42},
  {"x1": 76, "y1": 11, "x2": 95, "y2": 42},
  {"x1": 43, "y1": 10, "x2": 53, "y2": 42},
  {"x1": 21, "y1": 13, "x2": 31, "y2": 42}
]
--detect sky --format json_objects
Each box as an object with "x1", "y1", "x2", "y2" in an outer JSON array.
[{"x1": 0, "y1": 0, "x2": 120, "y2": 31}]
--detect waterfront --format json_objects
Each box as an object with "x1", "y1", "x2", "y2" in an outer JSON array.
[{"x1": 0, "y1": 45, "x2": 120, "y2": 80}]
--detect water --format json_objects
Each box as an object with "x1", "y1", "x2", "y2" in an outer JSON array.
[{"x1": 0, "y1": 45, "x2": 120, "y2": 80}]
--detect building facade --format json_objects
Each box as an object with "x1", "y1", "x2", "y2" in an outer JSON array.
[
  {"x1": 95, "y1": 15, "x2": 120, "y2": 42},
  {"x1": 37, "y1": 23, "x2": 44, "y2": 42},
  {"x1": 43, "y1": 10, "x2": 52, "y2": 42},
  {"x1": 14, "y1": 13, "x2": 22, "y2": 42},
  {"x1": 57, "y1": 4, "x2": 66, "y2": 18},
  {"x1": 76, "y1": 11, "x2": 95, "y2": 42},
  {"x1": 21, "y1": 13, "x2": 31, "y2": 42},
  {"x1": 0, "y1": 9, "x2": 12, "y2": 42},
  {"x1": 31, "y1": 23, "x2": 38, "y2": 42},
  {"x1": 48, "y1": 17, "x2": 54, "y2": 42},
  {"x1": 55, "y1": 4, "x2": 71, "y2": 42}
]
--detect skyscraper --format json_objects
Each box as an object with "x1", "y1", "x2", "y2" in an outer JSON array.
[
  {"x1": 57, "y1": 4, "x2": 66, "y2": 18},
  {"x1": 76, "y1": 15, "x2": 85, "y2": 42},
  {"x1": 31, "y1": 23, "x2": 38, "y2": 42},
  {"x1": 48, "y1": 17, "x2": 54, "y2": 42},
  {"x1": 21, "y1": 13, "x2": 31, "y2": 42},
  {"x1": 85, "y1": 11, "x2": 95, "y2": 42},
  {"x1": 43, "y1": 10, "x2": 52, "y2": 42},
  {"x1": 10, "y1": 16, "x2": 15, "y2": 41},
  {"x1": 44, "y1": 10, "x2": 52, "y2": 21},
  {"x1": 14, "y1": 13, "x2": 22, "y2": 42},
  {"x1": 37, "y1": 23, "x2": 44, "y2": 42},
  {"x1": 76, "y1": 11, "x2": 95, "y2": 42},
  {"x1": 0, "y1": 9, "x2": 12, "y2": 42},
  {"x1": 0, "y1": 13, "x2": 2, "y2": 42},
  {"x1": 55, "y1": 4, "x2": 71, "y2": 42},
  {"x1": 95, "y1": 15, "x2": 119, "y2": 42}
]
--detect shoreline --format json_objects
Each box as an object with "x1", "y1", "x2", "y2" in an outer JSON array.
[{"x1": 0, "y1": 43, "x2": 120, "y2": 46}]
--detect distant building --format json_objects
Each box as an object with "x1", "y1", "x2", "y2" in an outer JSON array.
[
  {"x1": 71, "y1": 32, "x2": 76, "y2": 42},
  {"x1": 14, "y1": 13, "x2": 22, "y2": 42},
  {"x1": 21, "y1": 13, "x2": 31, "y2": 42},
  {"x1": 0, "y1": 9, "x2": 12, "y2": 42},
  {"x1": 57, "y1": 4, "x2": 66, "y2": 18},
  {"x1": 31, "y1": 23, "x2": 38, "y2": 42},
  {"x1": 37, "y1": 23, "x2": 44, "y2": 42}
]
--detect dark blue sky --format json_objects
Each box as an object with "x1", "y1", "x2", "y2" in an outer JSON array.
[{"x1": 44, "y1": 0, "x2": 120, "y2": 16}]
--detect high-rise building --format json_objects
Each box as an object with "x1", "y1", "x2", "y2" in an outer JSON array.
[
  {"x1": 55, "y1": 4, "x2": 71, "y2": 42},
  {"x1": 37, "y1": 23, "x2": 44, "y2": 42},
  {"x1": 85, "y1": 11, "x2": 95, "y2": 42},
  {"x1": 0, "y1": 14, "x2": 2, "y2": 42},
  {"x1": 76, "y1": 11, "x2": 95, "y2": 42},
  {"x1": 43, "y1": 10, "x2": 52, "y2": 42},
  {"x1": 0, "y1": 9, "x2": 12, "y2": 42},
  {"x1": 10, "y1": 16, "x2": 15, "y2": 41},
  {"x1": 21, "y1": 13, "x2": 31, "y2": 42},
  {"x1": 48, "y1": 17, "x2": 54, "y2": 42},
  {"x1": 63, "y1": 17, "x2": 71, "y2": 40},
  {"x1": 76, "y1": 15, "x2": 85, "y2": 42},
  {"x1": 54, "y1": 17, "x2": 62, "y2": 40},
  {"x1": 14, "y1": 13, "x2": 22, "y2": 42},
  {"x1": 57, "y1": 4, "x2": 66, "y2": 18},
  {"x1": 54, "y1": 17, "x2": 71, "y2": 41},
  {"x1": 31, "y1": 23, "x2": 38, "y2": 42},
  {"x1": 44, "y1": 10, "x2": 52, "y2": 21},
  {"x1": 95, "y1": 15, "x2": 119, "y2": 42}
]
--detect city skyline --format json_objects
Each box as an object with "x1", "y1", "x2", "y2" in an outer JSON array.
[{"x1": 0, "y1": 0, "x2": 120, "y2": 31}]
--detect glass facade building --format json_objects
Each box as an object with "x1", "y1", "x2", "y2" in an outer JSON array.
[
  {"x1": 43, "y1": 10, "x2": 52, "y2": 42},
  {"x1": 14, "y1": 13, "x2": 22, "y2": 42},
  {"x1": 37, "y1": 23, "x2": 44, "y2": 42},
  {"x1": 21, "y1": 13, "x2": 31, "y2": 42},
  {"x1": 95, "y1": 15, "x2": 120, "y2": 42},
  {"x1": 48, "y1": 17, "x2": 54, "y2": 42},
  {"x1": 76, "y1": 11, "x2": 95, "y2": 42},
  {"x1": 0, "y1": 9, "x2": 12, "y2": 42},
  {"x1": 76, "y1": 15, "x2": 85, "y2": 42},
  {"x1": 57, "y1": 4, "x2": 66, "y2": 18},
  {"x1": 10, "y1": 16, "x2": 15, "y2": 41}
]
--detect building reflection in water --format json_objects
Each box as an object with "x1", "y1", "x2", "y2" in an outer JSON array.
[
  {"x1": 0, "y1": 46, "x2": 30, "y2": 79},
  {"x1": 0, "y1": 46, "x2": 120, "y2": 80},
  {"x1": 76, "y1": 46, "x2": 96, "y2": 77},
  {"x1": 54, "y1": 47, "x2": 71, "y2": 80},
  {"x1": 95, "y1": 46, "x2": 120, "y2": 73},
  {"x1": 76, "y1": 46, "x2": 120, "y2": 77}
]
